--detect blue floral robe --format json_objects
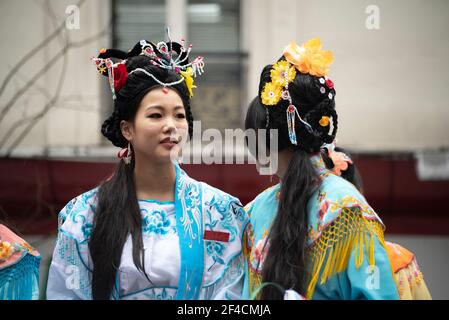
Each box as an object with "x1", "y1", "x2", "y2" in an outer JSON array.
[{"x1": 47, "y1": 164, "x2": 248, "y2": 300}]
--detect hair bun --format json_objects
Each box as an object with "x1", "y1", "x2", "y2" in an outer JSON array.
[{"x1": 101, "y1": 109, "x2": 127, "y2": 148}]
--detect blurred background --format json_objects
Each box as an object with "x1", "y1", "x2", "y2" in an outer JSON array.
[{"x1": 0, "y1": 0, "x2": 448, "y2": 299}]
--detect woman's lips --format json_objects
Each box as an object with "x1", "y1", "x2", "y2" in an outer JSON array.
[
  {"x1": 160, "y1": 137, "x2": 178, "y2": 149},
  {"x1": 161, "y1": 142, "x2": 176, "y2": 149}
]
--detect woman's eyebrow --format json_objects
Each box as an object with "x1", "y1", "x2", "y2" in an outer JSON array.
[
  {"x1": 145, "y1": 105, "x2": 164, "y2": 111},
  {"x1": 145, "y1": 105, "x2": 184, "y2": 112}
]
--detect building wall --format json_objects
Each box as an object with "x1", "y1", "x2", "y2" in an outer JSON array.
[
  {"x1": 243, "y1": 0, "x2": 449, "y2": 151},
  {"x1": 0, "y1": 0, "x2": 111, "y2": 153},
  {"x1": 1, "y1": 0, "x2": 448, "y2": 154}
]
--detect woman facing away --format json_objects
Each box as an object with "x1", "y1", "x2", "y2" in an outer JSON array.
[
  {"x1": 46, "y1": 35, "x2": 247, "y2": 300},
  {"x1": 242, "y1": 37, "x2": 400, "y2": 300},
  {"x1": 322, "y1": 145, "x2": 432, "y2": 300}
]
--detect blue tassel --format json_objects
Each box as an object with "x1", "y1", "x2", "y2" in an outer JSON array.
[{"x1": 0, "y1": 253, "x2": 41, "y2": 300}]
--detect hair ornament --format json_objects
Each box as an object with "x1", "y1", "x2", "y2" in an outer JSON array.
[
  {"x1": 260, "y1": 37, "x2": 335, "y2": 145},
  {"x1": 92, "y1": 27, "x2": 205, "y2": 100}
]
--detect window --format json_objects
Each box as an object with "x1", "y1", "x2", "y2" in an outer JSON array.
[
  {"x1": 113, "y1": 0, "x2": 245, "y2": 132},
  {"x1": 188, "y1": 0, "x2": 244, "y2": 131},
  {"x1": 114, "y1": 0, "x2": 166, "y2": 50}
]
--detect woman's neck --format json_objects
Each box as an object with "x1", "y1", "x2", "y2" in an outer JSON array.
[{"x1": 133, "y1": 156, "x2": 176, "y2": 202}]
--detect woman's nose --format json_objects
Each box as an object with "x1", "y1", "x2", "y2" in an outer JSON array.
[{"x1": 162, "y1": 117, "x2": 176, "y2": 133}]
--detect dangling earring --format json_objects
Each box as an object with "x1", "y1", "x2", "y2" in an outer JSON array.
[
  {"x1": 124, "y1": 142, "x2": 132, "y2": 164},
  {"x1": 118, "y1": 142, "x2": 132, "y2": 164}
]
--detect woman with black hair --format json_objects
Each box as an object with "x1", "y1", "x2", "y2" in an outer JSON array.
[
  {"x1": 322, "y1": 146, "x2": 431, "y2": 300},
  {"x1": 242, "y1": 38, "x2": 399, "y2": 300},
  {"x1": 46, "y1": 36, "x2": 247, "y2": 300}
]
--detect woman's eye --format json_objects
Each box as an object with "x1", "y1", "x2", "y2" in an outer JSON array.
[
  {"x1": 148, "y1": 114, "x2": 162, "y2": 119},
  {"x1": 176, "y1": 113, "x2": 186, "y2": 119}
]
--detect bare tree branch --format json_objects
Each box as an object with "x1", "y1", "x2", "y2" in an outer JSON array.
[
  {"x1": 3, "y1": 50, "x2": 68, "y2": 157},
  {"x1": 0, "y1": 19, "x2": 111, "y2": 127},
  {"x1": 42, "y1": 0, "x2": 69, "y2": 48},
  {"x1": 0, "y1": 0, "x2": 86, "y2": 99},
  {"x1": 14, "y1": 69, "x2": 53, "y2": 101},
  {"x1": 0, "y1": 0, "x2": 72, "y2": 148},
  {"x1": 0, "y1": 44, "x2": 67, "y2": 126},
  {"x1": 1, "y1": 20, "x2": 112, "y2": 154}
]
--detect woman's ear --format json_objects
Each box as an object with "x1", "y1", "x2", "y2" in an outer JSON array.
[{"x1": 120, "y1": 120, "x2": 133, "y2": 142}]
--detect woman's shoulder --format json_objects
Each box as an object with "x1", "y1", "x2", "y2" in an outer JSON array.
[
  {"x1": 0, "y1": 224, "x2": 40, "y2": 270},
  {"x1": 307, "y1": 174, "x2": 384, "y2": 242},
  {"x1": 200, "y1": 181, "x2": 238, "y2": 203},
  {"x1": 319, "y1": 173, "x2": 363, "y2": 200},
  {"x1": 247, "y1": 184, "x2": 280, "y2": 206},
  {"x1": 58, "y1": 187, "x2": 99, "y2": 243},
  {"x1": 200, "y1": 181, "x2": 247, "y2": 224},
  {"x1": 317, "y1": 173, "x2": 376, "y2": 214}
]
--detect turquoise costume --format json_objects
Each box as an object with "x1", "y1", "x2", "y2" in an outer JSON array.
[
  {"x1": 47, "y1": 164, "x2": 248, "y2": 300},
  {"x1": 242, "y1": 154, "x2": 399, "y2": 300},
  {"x1": 0, "y1": 224, "x2": 41, "y2": 300}
]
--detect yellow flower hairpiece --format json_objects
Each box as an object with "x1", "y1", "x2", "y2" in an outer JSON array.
[
  {"x1": 283, "y1": 38, "x2": 334, "y2": 77},
  {"x1": 261, "y1": 82, "x2": 282, "y2": 106},
  {"x1": 270, "y1": 60, "x2": 296, "y2": 87},
  {"x1": 180, "y1": 67, "x2": 197, "y2": 98}
]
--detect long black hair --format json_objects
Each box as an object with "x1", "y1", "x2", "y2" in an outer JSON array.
[
  {"x1": 245, "y1": 58, "x2": 338, "y2": 299},
  {"x1": 89, "y1": 43, "x2": 194, "y2": 300}
]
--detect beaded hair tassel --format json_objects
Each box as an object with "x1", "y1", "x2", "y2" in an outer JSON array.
[{"x1": 282, "y1": 65, "x2": 313, "y2": 145}]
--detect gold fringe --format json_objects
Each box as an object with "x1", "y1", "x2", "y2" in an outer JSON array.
[
  {"x1": 306, "y1": 207, "x2": 385, "y2": 299},
  {"x1": 248, "y1": 268, "x2": 262, "y2": 299}
]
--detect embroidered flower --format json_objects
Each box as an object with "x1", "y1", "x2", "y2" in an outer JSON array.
[
  {"x1": 206, "y1": 241, "x2": 225, "y2": 256},
  {"x1": 81, "y1": 223, "x2": 93, "y2": 240},
  {"x1": 261, "y1": 82, "x2": 282, "y2": 106},
  {"x1": 270, "y1": 60, "x2": 296, "y2": 87},
  {"x1": 206, "y1": 241, "x2": 226, "y2": 271},
  {"x1": 180, "y1": 67, "x2": 196, "y2": 98},
  {"x1": 283, "y1": 38, "x2": 334, "y2": 77},
  {"x1": 317, "y1": 190, "x2": 327, "y2": 202},
  {"x1": 254, "y1": 239, "x2": 269, "y2": 264},
  {"x1": 318, "y1": 200, "x2": 329, "y2": 221},
  {"x1": 325, "y1": 79, "x2": 334, "y2": 89},
  {"x1": 21, "y1": 242, "x2": 34, "y2": 253},
  {"x1": 0, "y1": 241, "x2": 14, "y2": 262},
  {"x1": 142, "y1": 210, "x2": 172, "y2": 235}
]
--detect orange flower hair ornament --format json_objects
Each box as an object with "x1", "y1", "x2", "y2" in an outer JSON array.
[
  {"x1": 260, "y1": 37, "x2": 335, "y2": 146},
  {"x1": 283, "y1": 38, "x2": 334, "y2": 77}
]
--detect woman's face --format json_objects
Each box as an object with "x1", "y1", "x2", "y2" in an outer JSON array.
[{"x1": 121, "y1": 87, "x2": 188, "y2": 164}]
